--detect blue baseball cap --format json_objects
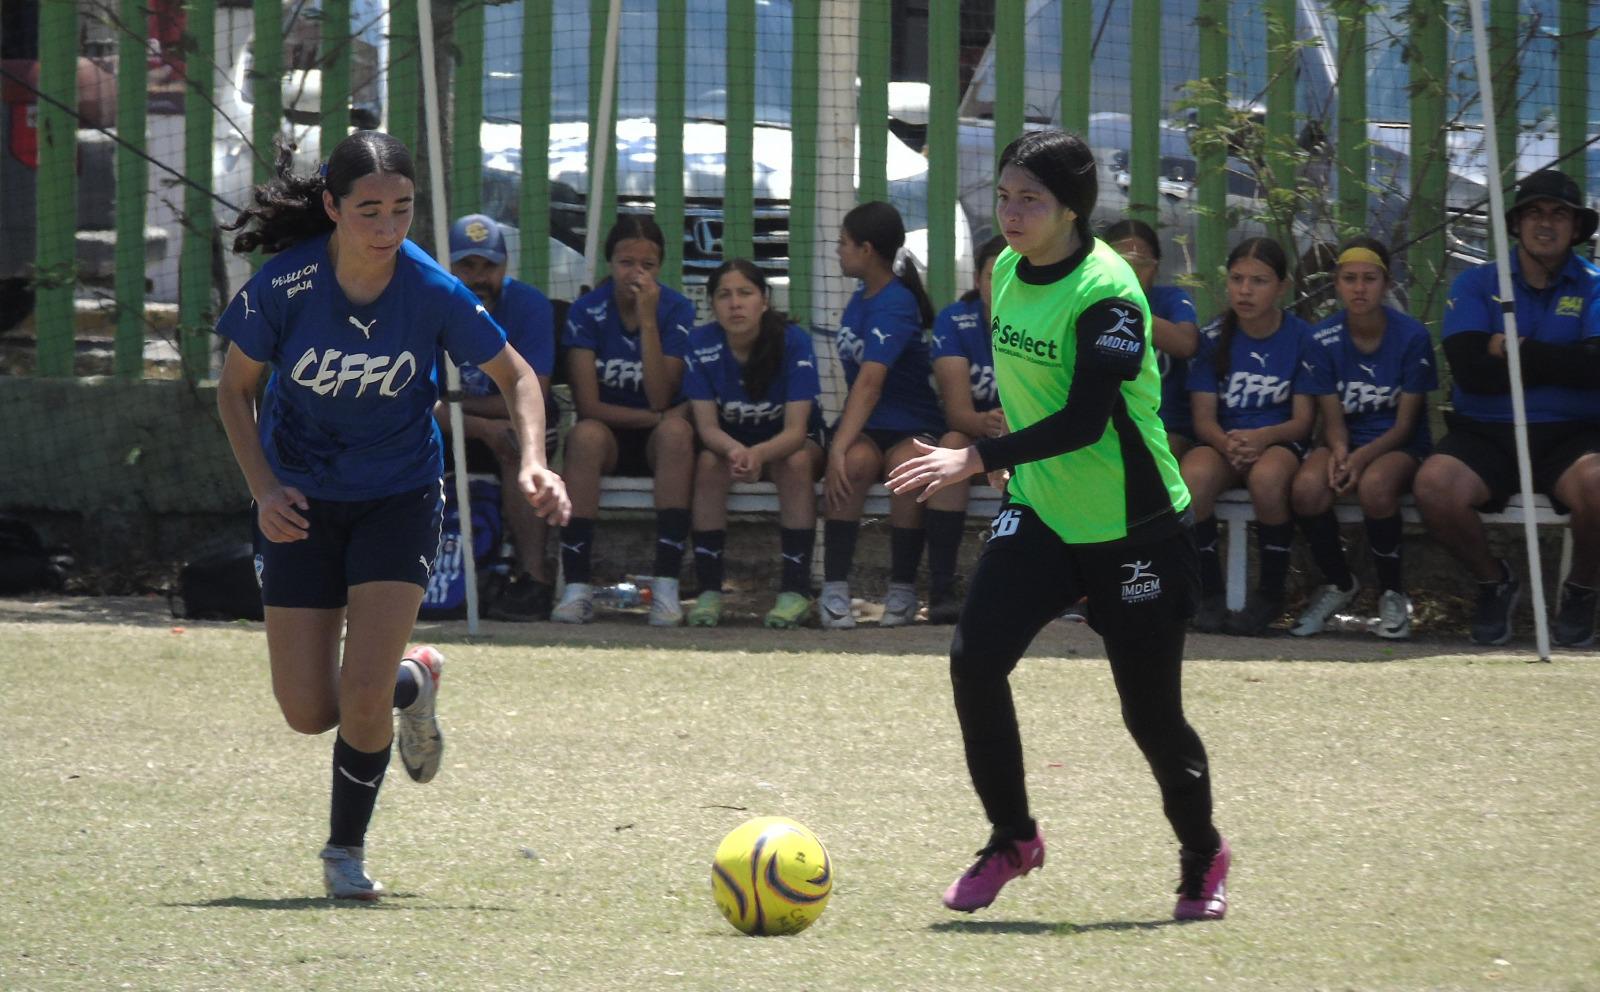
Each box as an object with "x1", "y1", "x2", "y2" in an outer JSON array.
[{"x1": 449, "y1": 213, "x2": 508, "y2": 264}]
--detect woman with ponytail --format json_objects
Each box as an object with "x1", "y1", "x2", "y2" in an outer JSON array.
[
  {"x1": 1180, "y1": 237, "x2": 1331, "y2": 635},
  {"x1": 821, "y1": 201, "x2": 946, "y2": 629},
  {"x1": 681, "y1": 260, "x2": 825, "y2": 628},
  {"x1": 214, "y1": 131, "x2": 569, "y2": 900}
]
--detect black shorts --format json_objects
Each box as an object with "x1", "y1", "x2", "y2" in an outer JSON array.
[
  {"x1": 1435, "y1": 415, "x2": 1600, "y2": 513},
  {"x1": 252, "y1": 481, "x2": 445, "y2": 609},
  {"x1": 610, "y1": 425, "x2": 655, "y2": 478},
  {"x1": 963, "y1": 500, "x2": 1200, "y2": 644},
  {"x1": 854, "y1": 427, "x2": 938, "y2": 458}
]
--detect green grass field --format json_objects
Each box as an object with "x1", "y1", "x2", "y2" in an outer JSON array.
[{"x1": 4, "y1": 600, "x2": 1598, "y2": 992}]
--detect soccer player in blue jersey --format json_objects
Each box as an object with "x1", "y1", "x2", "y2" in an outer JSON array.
[
  {"x1": 682, "y1": 259, "x2": 825, "y2": 628},
  {"x1": 1181, "y1": 237, "x2": 1332, "y2": 635},
  {"x1": 1414, "y1": 169, "x2": 1600, "y2": 647},
  {"x1": 442, "y1": 213, "x2": 560, "y2": 621},
  {"x1": 553, "y1": 216, "x2": 698, "y2": 626},
  {"x1": 1102, "y1": 218, "x2": 1201, "y2": 459},
  {"x1": 1289, "y1": 238, "x2": 1437, "y2": 639},
  {"x1": 926, "y1": 235, "x2": 1007, "y2": 624},
  {"x1": 214, "y1": 132, "x2": 569, "y2": 900},
  {"x1": 821, "y1": 201, "x2": 947, "y2": 629}
]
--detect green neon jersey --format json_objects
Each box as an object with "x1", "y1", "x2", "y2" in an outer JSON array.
[{"x1": 987, "y1": 239, "x2": 1191, "y2": 545}]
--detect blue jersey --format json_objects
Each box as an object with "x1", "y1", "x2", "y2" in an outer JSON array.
[
  {"x1": 1311, "y1": 306, "x2": 1438, "y2": 451},
  {"x1": 683, "y1": 321, "x2": 824, "y2": 446},
  {"x1": 1442, "y1": 252, "x2": 1600, "y2": 423},
  {"x1": 1187, "y1": 309, "x2": 1330, "y2": 430},
  {"x1": 930, "y1": 297, "x2": 999, "y2": 412},
  {"x1": 215, "y1": 236, "x2": 506, "y2": 500},
  {"x1": 451, "y1": 277, "x2": 558, "y2": 422},
  {"x1": 836, "y1": 278, "x2": 944, "y2": 434},
  {"x1": 1147, "y1": 284, "x2": 1200, "y2": 436},
  {"x1": 563, "y1": 280, "x2": 696, "y2": 409}
]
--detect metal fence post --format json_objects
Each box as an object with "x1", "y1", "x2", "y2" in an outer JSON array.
[
  {"x1": 1407, "y1": 0, "x2": 1448, "y2": 334},
  {"x1": 926, "y1": 0, "x2": 958, "y2": 308},
  {"x1": 179, "y1": 0, "x2": 217, "y2": 381},
  {"x1": 724, "y1": 0, "x2": 756, "y2": 264},
  {"x1": 320, "y1": 0, "x2": 352, "y2": 154},
  {"x1": 1557, "y1": 0, "x2": 1588, "y2": 194},
  {"x1": 1335, "y1": 0, "x2": 1367, "y2": 238},
  {"x1": 992, "y1": 0, "x2": 1023, "y2": 169},
  {"x1": 1130, "y1": 0, "x2": 1161, "y2": 228},
  {"x1": 789, "y1": 0, "x2": 819, "y2": 325},
  {"x1": 451, "y1": 0, "x2": 485, "y2": 217},
  {"x1": 521, "y1": 0, "x2": 554, "y2": 289},
  {"x1": 1194, "y1": 0, "x2": 1228, "y2": 314},
  {"x1": 35, "y1": 0, "x2": 76, "y2": 377},
  {"x1": 655, "y1": 0, "x2": 685, "y2": 290},
  {"x1": 857, "y1": 0, "x2": 889, "y2": 204},
  {"x1": 115, "y1": 0, "x2": 150, "y2": 378}
]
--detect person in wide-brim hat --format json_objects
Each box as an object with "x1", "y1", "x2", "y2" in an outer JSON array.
[{"x1": 1504, "y1": 168, "x2": 1600, "y2": 246}]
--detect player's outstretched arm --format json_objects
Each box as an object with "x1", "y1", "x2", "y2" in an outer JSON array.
[{"x1": 886, "y1": 440, "x2": 984, "y2": 503}]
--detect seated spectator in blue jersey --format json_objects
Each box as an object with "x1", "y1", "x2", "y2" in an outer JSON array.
[
  {"x1": 1101, "y1": 218, "x2": 1201, "y2": 459},
  {"x1": 1413, "y1": 169, "x2": 1600, "y2": 648},
  {"x1": 680, "y1": 259, "x2": 826, "y2": 629},
  {"x1": 1180, "y1": 236, "x2": 1332, "y2": 636},
  {"x1": 1287, "y1": 237, "x2": 1437, "y2": 641},
  {"x1": 552, "y1": 215, "x2": 698, "y2": 626},
  {"x1": 820, "y1": 201, "x2": 947, "y2": 630},
  {"x1": 925, "y1": 234, "x2": 1007, "y2": 624},
  {"x1": 437, "y1": 213, "x2": 560, "y2": 621}
]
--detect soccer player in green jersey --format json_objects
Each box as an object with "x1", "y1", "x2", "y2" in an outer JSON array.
[{"x1": 889, "y1": 130, "x2": 1229, "y2": 921}]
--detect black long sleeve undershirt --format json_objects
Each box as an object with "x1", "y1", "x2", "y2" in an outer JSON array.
[
  {"x1": 1444, "y1": 331, "x2": 1600, "y2": 395},
  {"x1": 974, "y1": 372, "x2": 1122, "y2": 472}
]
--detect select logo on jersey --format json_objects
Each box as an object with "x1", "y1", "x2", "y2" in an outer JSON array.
[
  {"x1": 992, "y1": 317, "x2": 1060, "y2": 365},
  {"x1": 290, "y1": 347, "x2": 418, "y2": 397},
  {"x1": 1223, "y1": 371, "x2": 1291, "y2": 409},
  {"x1": 1120, "y1": 559, "x2": 1162, "y2": 604}
]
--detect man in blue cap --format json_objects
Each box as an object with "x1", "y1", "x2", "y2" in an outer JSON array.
[
  {"x1": 442, "y1": 213, "x2": 562, "y2": 621},
  {"x1": 1415, "y1": 169, "x2": 1600, "y2": 647}
]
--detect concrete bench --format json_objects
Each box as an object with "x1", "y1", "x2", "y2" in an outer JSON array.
[
  {"x1": 595, "y1": 476, "x2": 1006, "y2": 519},
  {"x1": 1213, "y1": 490, "x2": 1572, "y2": 611}
]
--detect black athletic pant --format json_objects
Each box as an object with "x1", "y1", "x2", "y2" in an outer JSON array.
[{"x1": 949, "y1": 502, "x2": 1220, "y2": 852}]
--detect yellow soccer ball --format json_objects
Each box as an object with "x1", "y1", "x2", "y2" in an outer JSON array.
[{"x1": 711, "y1": 816, "x2": 833, "y2": 935}]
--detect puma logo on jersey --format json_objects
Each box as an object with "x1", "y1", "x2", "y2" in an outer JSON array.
[
  {"x1": 796, "y1": 359, "x2": 813, "y2": 369},
  {"x1": 239, "y1": 291, "x2": 257, "y2": 320},
  {"x1": 348, "y1": 316, "x2": 376, "y2": 339},
  {"x1": 1249, "y1": 351, "x2": 1269, "y2": 368},
  {"x1": 870, "y1": 328, "x2": 891, "y2": 346},
  {"x1": 1358, "y1": 362, "x2": 1376, "y2": 378},
  {"x1": 931, "y1": 333, "x2": 947, "y2": 350},
  {"x1": 1301, "y1": 360, "x2": 1316, "y2": 375},
  {"x1": 620, "y1": 335, "x2": 639, "y2": 351}
]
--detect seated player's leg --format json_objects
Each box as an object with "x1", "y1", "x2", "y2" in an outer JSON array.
[
  {"x1": 880, "y1": 437, "x2": 931, "y2": 627},
  {"x1": 1551, "y1": 449, "x2": 1600, "y2": 647},
  {"x1": 1414, "y1": 438, "x2": 1518, "y2": 644},
  {"x1": 688, "y1": 447, "x2": 733, "y2": 628},
  {"x1": 1358, "y1": 450, "x2": 1421, "y2": 639},
  {"x1": 645, "y1": 413, "x2": 697, "y2": 626},
  {"x1": 820, "y1": 436, "x2": 885, "y2": 630},
  {"x1": 925, "y1": 430, "x2": 975, "y2": 624},
  {"x1": 1225, "y1": 446, "x2": 1301, "y2": 635},
  {"x1": 1290, "y1": 447, "x2": 1357, "y2": 637},
  {"x1": 763, "y1": 441, "x2": 825, "y2": 629},
  {"x1": 1179, "y1": 444, "x2": 1242, "y2": 630},
  {"x1": 552, "y1": 419, "x2": 619, "y2": 624}
]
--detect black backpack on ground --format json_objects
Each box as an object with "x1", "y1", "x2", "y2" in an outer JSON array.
[
  {"x1": 0, "y1": 516, "x2": 59, "y2": 594},
  {"x1": 172, "y1": 543, "x2": 264, "y2": 621}
]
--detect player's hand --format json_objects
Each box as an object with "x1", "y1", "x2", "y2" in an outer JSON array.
[
  {"x1": 986, "y1": 468, "x2": 1011, "y2": 493},
  {"x1": 1334, "y1": 448, "x2": 1369, "y2": 496},
  {"x1": 521, "y1": 465, "x2": 571, "y2": 525},
  {"x1": 633, "y1": 277, "x2": 661, "y2": 327},
  {"x1": 1326, "y1": 443, "x2": 1350, "y2": 490},
  {"x1": 257, "y1": 484, "x2": 310, "y2": 543},
  {"x1": 824, "y1": 449, "x2": 853, "y2": 510},
  {"x1": 886, "y1": 439, "x2": 985, "y2": 503},
  {"x1": 727, "y1": 444, "x2": 760, "y2": 482},
  {"x1": 982, "y1": 408, "x2": 1009, "y2": 439}
]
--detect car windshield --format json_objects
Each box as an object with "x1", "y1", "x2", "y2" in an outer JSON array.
[{"x1": 485, "y1": 0, "x2": 796, "y2": 127}]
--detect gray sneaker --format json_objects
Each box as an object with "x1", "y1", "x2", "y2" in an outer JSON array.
[
  {"x1": 879, "y1": 582, "x2": 919, "y2": 627},
  {"x1": 320, "y1": 844, "x2": 384, "y2": 900},
  {"x1": 396, "y1": 646, "x2": 444, "y2": 784},
  {"x1": 1376, "y1": 590, "x2": 1412, "y2": 640},
  {"x1": 551, "y1": 582, "x2": 595, "y2": 624},
  {"x1": 649, "y1": 577, "x2": 684, "y2": 627},
  {"x1": 1291, "y1": 580, "x2": 1359, "y2": 637},
  {"x1": 819, "y1": 580, "x2": 856, "y2": 630}
]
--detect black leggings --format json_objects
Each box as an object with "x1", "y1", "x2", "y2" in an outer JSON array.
[{"x1": 949, "y1": 503, "x2": 1219, "y2": 852}]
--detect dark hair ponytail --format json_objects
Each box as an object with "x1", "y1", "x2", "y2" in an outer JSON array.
[
  {"x1": 997, "y1": 129, "x2": 1098, "y2": 243},
  {"x1": 842, "y1": 200, "x2": 934, "y2": 328},
  {"x1": 225, "y1": 130, "x2": 415, "y2": 255},
  {"x1": 710, "y1": 259, "x2": 788, "y2": 402},
  {"x1": 1212, "y1": 236, "x2": 1290, "y2": 380},
  {"x1": 961, "y1": 234, "x2": 1008, "y2": 303},
  {"x1": 604, "y1": 214, "x2": 666, "y2": 261}
]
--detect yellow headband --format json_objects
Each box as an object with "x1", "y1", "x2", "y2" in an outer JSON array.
[{"x1": 1337, "y1": 246, "x2": 1387, "y2": 272}]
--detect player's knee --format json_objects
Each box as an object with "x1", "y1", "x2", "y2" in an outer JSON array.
[
  {"x1": 566, "y1": 419, "x2": 611, "y2": 463},
  {"x1": 950, "y1": 621, "x2": 1021, "y2": 682},
  {"x1": 1357, "y1": 476, "x2": 1401, "y2": 518},
  {"x1": 653, "y1": 415, "x2": 695, "y2": 452},
  {"x1": 1290, "y1": 469, "x2": 1327, "y2": 516},
  {"x1": 1412, "y1": 457, "x2": 1465, "y2": 512},
  {"x1": 280, "y1": 702, "x2": 337, "y2": 736},
  {"x1": 940, "y1": 430, "x2": 972, "y2": 449}
]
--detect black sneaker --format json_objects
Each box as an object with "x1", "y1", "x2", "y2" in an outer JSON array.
[
  {"x1": 927, "y1": 584, "x2": 963, "y2": 625},
  {"x1": 1223, "y1": 594, "x2": 1285, "y2": 636},
  {"x1": 1470, "y1": 562, "x2": 1521, "y2": 646},
  {"x1": 1552, "y1": 582, "x2": 1597, "y2": 648},
  {"x1": 487, "y1": 573, "x2": 554, "y2": 622},
  {"x1": 1191, "y1": 594, "x2": 1228, "y2": 633}
]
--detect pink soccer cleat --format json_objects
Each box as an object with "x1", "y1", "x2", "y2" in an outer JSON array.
[
  {"x1": 1173, "y1": 837, "x2": 1231, "y2": 920},
  {"x1": 941, "y1": 829, "x2": 1046, "y2": 913}
]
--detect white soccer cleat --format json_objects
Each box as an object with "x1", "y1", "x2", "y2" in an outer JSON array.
[
  {"x1": 551, "y1": 582, "x2": 595, "y2": 624},
  {"x1": 320, "y1": 844, "x2": 384, "y2": 900},
  {"x1": 396, "y1": 645, "x2": 444, "y2": 784},
  {"x1": 879, "y1": 582, "x2": 919, "y2": 628},
  {"x1": 649, "y1": 576, "x2": 684, "y2": 627},
  {"x1": 819, "y1": 581, "x2": 856, "y2": 630},
  {"x1": 1290, "y1": 579, "x2": 1359, "y2": 637},
  {"x1": 1376, "y1": 589, "x2": 1413, "y2": 640}
]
